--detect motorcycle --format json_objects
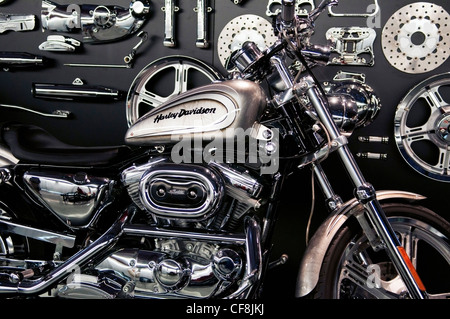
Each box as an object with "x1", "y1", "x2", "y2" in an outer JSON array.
[{"x1": 0, "y1": 0, "x2": 449, "y2": 299}]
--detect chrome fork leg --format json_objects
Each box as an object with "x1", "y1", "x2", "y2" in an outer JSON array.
[{"x1": 306, "y1": 85, "x2": 426, "y2": 299}]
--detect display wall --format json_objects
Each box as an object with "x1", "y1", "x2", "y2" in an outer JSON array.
[{"x1": 1, "y1": 0, "x2": 449, "y2": 297}]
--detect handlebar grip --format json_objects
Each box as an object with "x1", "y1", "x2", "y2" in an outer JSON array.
[{"x1": 281, "y1": 0, "x2": 296, "y2": 26}]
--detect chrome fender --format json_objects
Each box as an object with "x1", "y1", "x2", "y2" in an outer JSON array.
[{"x1": 295, "y1": 190, "x2": 426, "y2": 297}]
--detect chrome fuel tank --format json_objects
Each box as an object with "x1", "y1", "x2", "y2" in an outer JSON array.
[{"x1": 125, "y1": 80, "x2": 267, "y2": 145}]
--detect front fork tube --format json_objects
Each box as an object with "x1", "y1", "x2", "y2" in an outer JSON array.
[{"x1": 306, "y1": 86, "x2": 427, "y2": 299}]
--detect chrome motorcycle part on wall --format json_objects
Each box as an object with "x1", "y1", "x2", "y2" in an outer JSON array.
[
  {"x1": 194, "y1": 0, "x2": 212, "y2": 48},
  {"x1": 0, "y1": 51, "x2": 48, "y2": 71},
  {"x1": 39, "y1": 35, "x2": 81, "y2": 52},
  {"x1": 217, "y1": 14, "x2": 278, "y2": 69},
  {"x1": 125, "y1": 79, "x2": 267, "y2": 146},
  {"x1": 0, "y1": 103, "x2": 71, "y2": 119},
  {"x1": 41, "y1": 0, "x2": 150, "y2": 43},
  {"x1": 395, "y1": 72, "x2": 450, "y2": 182},
  {"x1": 126, "y1": 56, "x2": 223, "y2": 126},
  {"x1": 0, "y1": 13, "x2": 35, "y2": 33},
  {"x1": 327, "y1": 0, "x2": 379, "y2": 17},
  {"x1": 326, "y1": 27, "x2": 376, "y2": 66},
  {"x1": 266, "y1": 0, "x2": 315, "y2": 17},
  {"x1": 32, "y1": 78, "x2": 124, "y2": 101},
  {"x1": 382, "y1": 2, "x2": 450, "y2": 74},
  {"x1": 23, "y1": 169, "x2": 114, "y2": 226},
  {"x1": 64, "y1": 31, "x2": 148, "y2": 68},
  {"x1": 322, "y1": 72, "x2": 382, "y2": 132},
  {"x1": 162, "y1": 0, "x2": 179, "y2": 47}
]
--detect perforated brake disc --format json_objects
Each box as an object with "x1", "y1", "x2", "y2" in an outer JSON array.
[
  {"x1": 382, "y1": 2, "x2": 450, "y2": 74},
  {"x1": 217, "y1": 14, "x2": 278, "y2": 69},
  {"x1": 394, "y1": 73, "x2": 450, "y2": 182}
]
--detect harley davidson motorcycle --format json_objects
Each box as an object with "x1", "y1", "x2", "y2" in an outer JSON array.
[{"x1": 0, "y1": 0, "x2": 449, "y2": 299}]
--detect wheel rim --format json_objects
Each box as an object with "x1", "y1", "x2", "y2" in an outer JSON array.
[
  {"x1": 334, "y1": 216, "x2": 450, "y2": 299},
  {"x1": 126, "y1": 56, "x2": 223, "y2": 127},
  {"x1": 394, "y1": 72, "x2": 450, "y2": 182}
]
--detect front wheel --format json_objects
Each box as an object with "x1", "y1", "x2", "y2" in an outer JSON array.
[{"x1": 312, "y1": 203, "x2": 450, "y2": 299}]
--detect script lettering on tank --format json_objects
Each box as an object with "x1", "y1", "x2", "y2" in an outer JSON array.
[{"x1": 153, "y1": 107, "x2": 217, "y2": 123}]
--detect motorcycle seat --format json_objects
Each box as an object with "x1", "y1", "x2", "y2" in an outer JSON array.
[{"x1": 1, "y1": 123, "x2": 133, "y2": 166}]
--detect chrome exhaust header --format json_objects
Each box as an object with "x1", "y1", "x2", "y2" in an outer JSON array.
[{"x1": 0, "y1": 209, "x2": 132, "y2": 296}]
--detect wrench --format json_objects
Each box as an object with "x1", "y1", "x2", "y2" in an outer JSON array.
[
  {"x1": 194, "y1": 0, "x2": 212, "y2": 49},
  {"x1": 161, "y1": 0, "x2": 179, "y2": 47}
]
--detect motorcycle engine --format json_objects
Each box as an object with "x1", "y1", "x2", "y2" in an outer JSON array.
[
  {"x1": 56, "y1": 158, "x2": 264, "y2": 299},
  {"x1": 121, "y1": 157, "x2": 263, "y2": 230}
]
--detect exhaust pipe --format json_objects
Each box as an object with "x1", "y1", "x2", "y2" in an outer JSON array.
[{"x1": 0, "y1": 208, "x2": 132, "y2": 296}]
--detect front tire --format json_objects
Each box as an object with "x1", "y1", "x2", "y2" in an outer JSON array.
[{"x1": 312, "y1": 203, "x2": 450, "y2": 299}]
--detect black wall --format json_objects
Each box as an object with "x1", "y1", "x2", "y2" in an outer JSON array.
[{"x1": 1, "y1": 0, "x2": 449, "y2": 298}]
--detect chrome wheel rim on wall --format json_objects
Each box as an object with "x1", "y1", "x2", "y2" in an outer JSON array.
[
  {"x1": 394, "y1": 72, "x2": 450, "y2": 182},
  {"x1": 126, "y1": 56, "x2": 223, "y2": 127}
]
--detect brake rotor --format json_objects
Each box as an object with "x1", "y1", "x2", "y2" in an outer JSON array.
[
  {"x1": 217, "y1": 14, "x2": 278, "y2": 69},
  {"x1": 382, "y1": 2, "x2": 450, "y2": 74}
]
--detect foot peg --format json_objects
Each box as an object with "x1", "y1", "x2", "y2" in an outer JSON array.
[
  {"x1": 269, "y1": 254, "x2": 288, "y2": 269},
  {"x1": 9, "y1": 262, "x2": 55, "y2": 284}
]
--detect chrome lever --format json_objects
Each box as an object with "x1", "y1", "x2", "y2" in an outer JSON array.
[{"x1": 124, "y1": 31, "x2": 148, "y2": 64}]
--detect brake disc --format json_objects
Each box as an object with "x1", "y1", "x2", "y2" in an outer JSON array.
[
  {"x1": 394, "y1": 72, "x2": 450, "y2": 182},
  {"x1": 126, "y1": 56, "x2": 223, "y2": 126},
  {"x1": 382, "y1": 2, "x2": 450, "y2": 74},
  {"x1": 217, "y1": 14, "x2": 278, "y2": 69}
]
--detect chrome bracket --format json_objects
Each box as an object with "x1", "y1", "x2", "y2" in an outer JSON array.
[
  {"x1": 39, "y1": 35, "x2": 81, "y2": 52},
  {"x1": 298, "y1": 135, "x2": 348, "y2": 169},
  {"x1": 326, "y1": 27, "x2": 376, "y2": 66},
  {"x1": 0, "y1": 13, "x2": 35, "y2": 33},
  {"x1": 266, "y1": 0, "x2": 315, "y2": 17},
  {"x1": 162, "y1": 0, "x2": 179, "y2": 47},
  {"x1": 332, "y1": 70, "x2": 366, "y2": 84},
  {"x1": 194, "y1": 0, "x2": 212, "y2": 48},
  {"x1": 328, "y1": 0, "x2": 380, "y2": 18}
]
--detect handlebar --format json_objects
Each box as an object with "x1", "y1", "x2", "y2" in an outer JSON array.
[{"x1": 280, "y1": 0, "x2": 296, "y2": 27}]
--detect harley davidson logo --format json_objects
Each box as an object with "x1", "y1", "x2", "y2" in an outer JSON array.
[{"x1": 153, "y1": 107, "x2": 217, "y2": 124}]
